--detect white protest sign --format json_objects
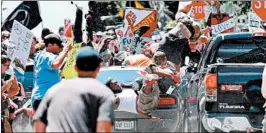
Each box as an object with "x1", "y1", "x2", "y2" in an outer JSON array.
[
  {"x1": 249, "y1": 27, "x2": 265, "y2": 32},
  {"x1": 121, "y1": 37, "x2": 137, "y2": 52},
  {"x1": 211, "y1": 18, "x2": 236, "y2": 35},
  {"x1": 9, "y1": 20, "x2": 33, "y2": 75},
  {"x1": 248, "y1": 12, "x2": 262, "y2": 28}
]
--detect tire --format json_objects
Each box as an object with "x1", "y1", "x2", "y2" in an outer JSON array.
[
  {"x1": 197, "y1": 94, "x2": 208, "y2": 133},
  {"x1": 183, "y1": 110, "x2": 190, "y2": 132},
  {"x1": 198, "y1": 114, "x2": 208, "y2": 133}
]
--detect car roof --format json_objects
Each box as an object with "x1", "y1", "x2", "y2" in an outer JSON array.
[
  {"x1": 100, "y1": 66, "x2": 145, "y2": 71},
  {"x1": 209, "y1": 32, "x2": 254, "y2": 50},
  {"x1": 215, "y1": 32, "x2": 253, "y2": 41}
]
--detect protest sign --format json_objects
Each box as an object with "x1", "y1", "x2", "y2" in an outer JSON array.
[
  {"x1": 122, "y1": 8, "x2": 157, "y2": 53},
  {"x1": 248, "y1": 12, "x2": 262, "y2": 28},
  {"x1": 62, "y1": 43, "x2": 82, "y2": 79},
  {"x1": 249, "y1": 27, "x2": 265, "y2": 32},
  {"x1": 180, "y1": 1, "x2": 210, "y2": 21},
  {"x1": 252, "y1": 1, "x2": 266, "y2": 21},
  {"x1": 191, "y1": 1, "x2": 208, "y2": 20},
  {"x1": 115, "y1": 27, "x2": 124, "y2": 43},
  {"x1": 8, "y1": 20, "x2": 33, "y2": 75},
  {"x1": 211, "y1": 17, "x2": 236, "y2": 35}
]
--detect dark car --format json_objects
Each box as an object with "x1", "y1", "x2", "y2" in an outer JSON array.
[
  {"x1": 185, "y1": 32, "x2": 266, "y2": 132},
  {"x1": 97, "y1": 66, "x2": 186, "y2": 132}
]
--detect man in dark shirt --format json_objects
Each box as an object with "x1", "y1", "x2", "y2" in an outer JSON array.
[
  {"x1": 157, "y1": 12, "x2": 201, "y2": 72},
  {"x1": 33, "y1": 47, "x2": 115, "y2": 132}
]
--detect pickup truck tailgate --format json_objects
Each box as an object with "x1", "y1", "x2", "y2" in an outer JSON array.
[{"x1": 217, "y1": 65, "x2": 265, "y2": 113}]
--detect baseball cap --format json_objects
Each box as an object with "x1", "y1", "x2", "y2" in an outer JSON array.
[
  {"x1": 44, "y1": 34, "x2": 63, "y2": 47},
  {"x1": 96, "y1": 31, "x2": 104, "y2": 36},
  {"x1": 76, "y1": 46, "x2": 103, "y2": 71}
]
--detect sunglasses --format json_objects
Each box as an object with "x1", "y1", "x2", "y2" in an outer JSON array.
[
  {"x1": 107, "y1": 33, "x2": 115, "y2": 36},
  {"x1": 2, "y1": 36, "x2": 10, "y2": 39}
]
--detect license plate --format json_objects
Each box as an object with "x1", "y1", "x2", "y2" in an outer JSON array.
[{"x1": 114, "y1": 120, "x2": 136, "y2": 131}]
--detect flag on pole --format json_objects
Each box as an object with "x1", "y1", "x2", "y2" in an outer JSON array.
[
  {"x1": 1, "y1": 1, "x2": 42, "y2": 31},
  {"x1": 118, "y1": 1, "x2": 150, "y2": 17},
  {"x1": 135, "y1": 1, "x2": 145, "y2": 8}
]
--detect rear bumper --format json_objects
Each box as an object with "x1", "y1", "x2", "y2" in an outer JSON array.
[
  {"x1": 201, "y1": 113, "x2": 263, "y2": 132},
  {"x1": 113, "y1": 108, "x2": 183, "y2": 132}
]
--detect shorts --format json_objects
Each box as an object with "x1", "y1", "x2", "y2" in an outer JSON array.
[
  {"x1": 32, "y1": 99, "x2": 42, "y2": 111},
  {"x1": 138, "y1": 84, "x2": 160, "y2": 114},
  {"x1": 157, "y1": 36, "x2": 188, "y2": 65}
]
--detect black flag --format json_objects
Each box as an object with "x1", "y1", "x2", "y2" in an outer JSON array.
[
  {"x1": 125, "y1": 1, "x2": 151, "y2": 8},
  {"x1": 2, "y1": 1, "x2": 42, "y2": 31}
]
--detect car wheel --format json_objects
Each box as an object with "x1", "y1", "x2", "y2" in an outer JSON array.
[
  {"x1": 197, "y1": 94, "x2": 208, "y2": 133},
  {"x1": 198, "y1": 114, "x2": 208, "y2": 133},
  {"x1": 183, "y1": 109, "x2": 190, "y2": 132}
]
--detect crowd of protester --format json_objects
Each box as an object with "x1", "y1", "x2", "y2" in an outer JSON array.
[{"x1": 1, "y1": 2, "x2": 266, "y2": 133}]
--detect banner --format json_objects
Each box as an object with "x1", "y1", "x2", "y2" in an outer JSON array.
[
  {"x1": 62, "y1": 43, "x2": 82, "y2": 79},
  {"x1": 248, "y1": 12, "x2": 262, "y2": 28},
  {"x1": 211, "y1": 18, "x2": 236, "y2": 35},
  {"x1": 2, "y1": 1, "x2": 42, "y2": 32},
  {"x1": 122, "y1": 8, "x2": 157, "y2": 53},
  {"x1": 8, "y1": 20, "x2": 33, "y2": 75}
]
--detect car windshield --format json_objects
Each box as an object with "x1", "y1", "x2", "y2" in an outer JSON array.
[
  {"x1": 211, "y1": 38, "x2": 266, "y2": 64},
  {"x1": 96, "y1": 69, "x2": 142, "y2": 84}
]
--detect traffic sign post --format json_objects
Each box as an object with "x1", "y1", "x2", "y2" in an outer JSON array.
[{"x1": 252, "y1": 1, "x2": 266, "y2": 21}]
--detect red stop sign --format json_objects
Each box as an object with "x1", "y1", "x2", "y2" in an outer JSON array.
[
  {"x1": 192, "y1": 1, "x2": 207, "y2": 20},
  {"x1": 252, "y1": 1, "x2": 266, "y2": 21}
]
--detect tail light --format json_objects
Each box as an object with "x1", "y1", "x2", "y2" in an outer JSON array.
[
  {"x1": 221, "y1": 85, "x2": 243, "y2": 92},
  {"x1": 204, "y1": 73, "x2": 217, "y2": 102},
  {"x1": 158, "y1": 97, "x2": 176, "y2": 105},
  {"x1": 253, "y1": 32, "x2": 266, "y2": 37}
]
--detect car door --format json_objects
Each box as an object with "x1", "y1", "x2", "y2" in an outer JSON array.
[{"x1": 185, "y1": 41, "x2": 213, "y2": 132}]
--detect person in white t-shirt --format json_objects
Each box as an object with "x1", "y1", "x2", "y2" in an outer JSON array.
[{"x1": 105, "y1": 78, "x2": 161, "y2": 121}]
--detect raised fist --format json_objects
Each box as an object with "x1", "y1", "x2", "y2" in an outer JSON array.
[{"x1": 126, "y1": 11, "x2": 137, "y2": 25}]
